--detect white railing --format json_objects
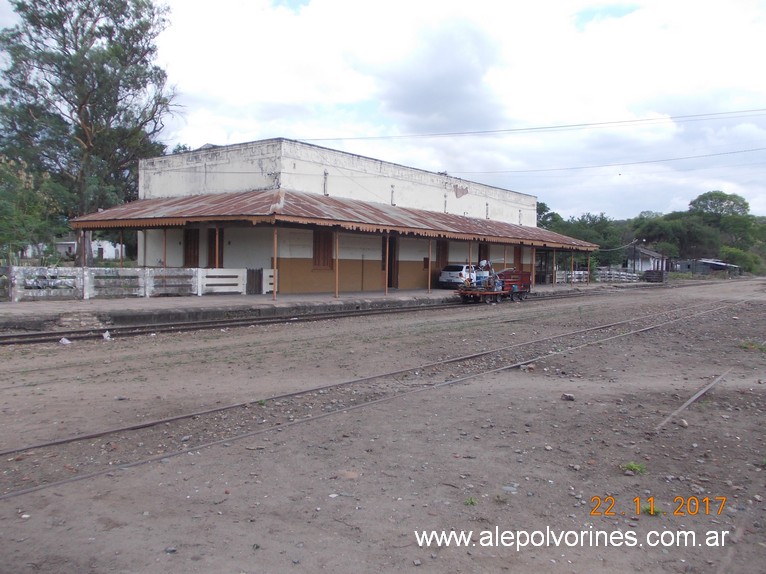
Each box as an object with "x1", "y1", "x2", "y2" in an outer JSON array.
[
  {"x1": 4, "y1": 266, "x2": 252, "y2": 302},
  {"x1": 554, "y1": 269, "x2": 640, "y2": 284}
]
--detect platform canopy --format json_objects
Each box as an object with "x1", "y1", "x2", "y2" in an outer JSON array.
[{"x1": 71, "y1": 188, "x2": 598, "y2": 251}]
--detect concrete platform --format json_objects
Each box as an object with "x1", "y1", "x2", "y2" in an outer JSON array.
[{"x1": 0, "y1": 282, "x2": 634, "y2": 332}]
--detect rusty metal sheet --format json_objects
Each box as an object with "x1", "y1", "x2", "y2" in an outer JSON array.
[{"x1": 71, "y1": 189, "x2": 598, "y2": 250}]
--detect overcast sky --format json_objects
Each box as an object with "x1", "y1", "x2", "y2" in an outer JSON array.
[{"x1": 2, "y1": 0, "x2": 765, "y2": 220}]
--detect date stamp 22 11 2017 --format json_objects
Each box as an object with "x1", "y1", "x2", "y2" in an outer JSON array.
[{"x1": 590, "y1": 495, "x2": 727, "y2": 517}]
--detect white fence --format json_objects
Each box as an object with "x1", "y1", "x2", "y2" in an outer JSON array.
[
  {"x1": 3, "y1": 266, "x2": 258, "y2": 302},
  {"x1": 554, "y1": 269, "x2": 640, "y2": 284}
]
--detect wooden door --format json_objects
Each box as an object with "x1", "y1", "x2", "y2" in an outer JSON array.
[{"x1": 183, "y1": 229, "x2": 200, "y2": 267}]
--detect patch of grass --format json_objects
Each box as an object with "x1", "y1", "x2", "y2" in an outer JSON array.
[
  {"x1": 257, "y1": 399, "x2": 266, "y2": 407},
  {"x1": 642, "y1": 504, "x2": 660, "y2": 516},
  {"x1": 620, "y1": 461, "x2": 647, "y2": 475},
  {"x1": 464, "y1": 497, "x2": 478, "y2": 506},
  {"x1": 740, "y1": 341, "x2": 766, "y2": 353}
]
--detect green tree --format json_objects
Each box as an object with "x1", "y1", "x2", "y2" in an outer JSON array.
[
  {"x1": 689, "y1": 191, "x2": 750, "y2": 217},
  {"x1": 552, "y1": 212, "x2": 624, "y2": 267},
  {"x1": 537, "y1": 201, "x2": 563, "y2": 229},
  {"x1": 0, "y1": 155, "x2": 67, "y2": 263},
  {"x1": 653, "y1": 241, "x2": 679, "y2": 258},
  {"x1": 719, "y1": 246, "x2": 762, "y2": 274},
  {"x1": 0, "y1": 0, "x2": 175, "y2": 220}
]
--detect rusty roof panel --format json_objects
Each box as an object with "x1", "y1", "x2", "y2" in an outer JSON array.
[{"x1": 71, "y1": 189, "x2": 598, "y2": 250}]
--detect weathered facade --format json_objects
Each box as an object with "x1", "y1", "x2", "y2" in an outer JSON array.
[{"x1": 71, "y1": 138, "x2": 598, "y2": 295}]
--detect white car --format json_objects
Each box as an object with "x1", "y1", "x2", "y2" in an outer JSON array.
[{"x1": 438, "y1": 264, "x2": 477, "y2": 288}]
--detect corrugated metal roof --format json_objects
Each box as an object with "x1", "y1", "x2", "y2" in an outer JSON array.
[{"x1": 71, "y1": 189, "x2": 598, "y2": 250}]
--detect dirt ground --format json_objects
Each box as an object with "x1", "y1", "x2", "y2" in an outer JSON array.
[{"x1": 0, "y1": 279, "x2": 765, "y2": 574}]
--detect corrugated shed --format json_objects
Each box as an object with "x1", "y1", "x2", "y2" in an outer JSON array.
[{"x1": 71, "y1": 189, "x2": 598, "y2": 250}]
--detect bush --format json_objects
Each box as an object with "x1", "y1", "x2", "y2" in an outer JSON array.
[{"x1": 719, "y1": 246, "x2": 763, "y2": 274}]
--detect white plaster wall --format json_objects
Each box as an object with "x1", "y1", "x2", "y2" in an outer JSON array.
[
  {"x1": 223, "y1": 227, "x2": 274, "y2": 269},
  {"x1": 139, "y1": 140, "x2": 282, "y2": 199},
  {"x1": 398, "y1": 237, "x2": 430, "y2": 262},
  {"x1": 139, "y1": 229, "x2": 184, "y2": 267},
  {"x1": 139, "y1": 139, "x2": 538, "y2": 227},
  {"x1": 279, "y1": 140, "x2": 537, "y2": 226},
  {"x1": 337, "y1": 234, "x2": 380, "y2": 260},
  {"x1": 276, "y1": 228, "x2": 313, "y2": 259},
  {"x1": 488, "y1": 244, "x2": 513, "y2": 267}
]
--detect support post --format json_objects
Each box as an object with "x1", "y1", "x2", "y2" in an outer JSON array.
[
  {"x1": 570, "y1": 251, "x2": 574, "y2": 288},
  {"x1": 272, "y1": 226, "x2": 278, "y2": 301},
  {"x1": 163, "y1": 228, "x2": 168, "y2": 293},
  {"x1": 552, "y1": 248, "x2": 557, "y2": 287},
  {"x1": 384, "y1": 232, "x2": 389, "y2": 296},
  {"x1": 80, "y1": 229, "x2": 86, "y2": 268},
  {"x1": 427, "y1": 239, "x2": 432, "y2": 293},
  {"x1": 334, "y1": 230, "x2": 339, "y2": 299},
  {"x1": 119, "y1": 229, "x2": 124, "y2": 268},
  {"x1": 215, "y1": 227, "x2": 220, "y2": 269}
]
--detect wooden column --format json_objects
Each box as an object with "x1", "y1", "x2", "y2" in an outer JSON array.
[
  {"x1": 334, "y1": 230, "x2": 340, "y2": 299},
  {"x1": 79, "y1": 229, "x2": 86, "y2": 267},
  {"x1": 552, "y1": 248, "x2": 557, "y2": 287},
  {"x1": 570, "y1": 251, "x2": 574, "y2": 287},
  {"x1": 427, "y1": 239, "x2": 432, "y2": 293},
  {"x1": 119, "y1": 229, "x2": 124, "y2": 268},
  {"x1": 272, "y1": 226, "x2": 278, "y2": 301},
  {"x1": 142, "y1": 229, "x2": 147, "y2": 267},
  {"x1": 587, "y1": 253, "x2": 591, "y2": 285},
  {"x1": 384, "y1": 232, "x2": 389, "y2": 296},
  {"x1": 214, "y1": 227, "x2": 220, "y2": 268}
]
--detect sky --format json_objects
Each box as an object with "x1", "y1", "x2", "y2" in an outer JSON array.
[{"x1": 1, "y1": 0, "x2": 765, "y2": 220}]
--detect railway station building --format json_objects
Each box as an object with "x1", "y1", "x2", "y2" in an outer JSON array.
[{"x1": 71, "y1": 138, "x2": 598, "y2": 295}]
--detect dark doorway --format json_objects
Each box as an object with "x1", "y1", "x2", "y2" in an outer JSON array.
[
  {"x1": 382, "y1": 234, "x2": 399, "y2": 289},
  {"x1": 478, "y1": 242, "x2": 490, "y2": 263},
  {"x1": 184, "y1": 229, "x2": 200, "y2": 267}
]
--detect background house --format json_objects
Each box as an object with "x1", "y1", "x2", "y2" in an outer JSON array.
[{"x1": 624, "y1": 245, "x2": 666, "y2": 273}]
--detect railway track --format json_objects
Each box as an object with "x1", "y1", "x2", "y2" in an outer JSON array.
[
  {"x1": 0, "y1": 284, "x2": 663, "y2": 346},
  {"x1": 0, "y1": 296, "x2": 746, "y2": 500}
]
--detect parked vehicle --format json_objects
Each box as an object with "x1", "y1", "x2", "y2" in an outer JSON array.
[
  {"x1": 495, "y1": 268, "x2": 532, "y2": 300},
  {"x1": 456, "y1": 268, "x2": 532, "y2": 303},
  {"x1": 438, "y1": 264, "x2": 477, "y2": 288}
]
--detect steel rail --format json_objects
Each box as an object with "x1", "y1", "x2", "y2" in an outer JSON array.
[
  {"x1": 0, "y1": 303, "x2": 462, "y2": 345},
  {"x1": 0, "y1": 298, "x2": 722, "y2": 458},
  {"x1": 0, "y1": 284, "x2": 662, "y2": 346},
  {"x1": 0, "y1": 298, "x2": 750, "y2": 500}
]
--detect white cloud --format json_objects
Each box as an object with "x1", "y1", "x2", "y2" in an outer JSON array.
[{"x1": 2, "y1": 0, "x2": 766, "y2": 218}]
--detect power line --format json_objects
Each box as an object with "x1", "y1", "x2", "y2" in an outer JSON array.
[
  {"x1": 300, "y1": 108, "x2": 766, "y2": 142},
  {"x1": 451, "y1": 146, "x2": 766, "y2": 174}
]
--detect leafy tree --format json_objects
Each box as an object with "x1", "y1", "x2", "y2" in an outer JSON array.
[
  {"x1": 551, "y1": 212, "x2": 624, "y2": 267},
  {"x1": 653, "y1": 241, "x2": 679, "y2": 258},
  {"x1": 633, "y1": 216, "x2": 683, "y2": 245},
  {"x1": 636, "y1": 210, "x2": 664, "y2": 220},
  {"x1": 171, "y1": 143, "x2": 192, "y2": 154},
  {"x1": 689, "y1": 191, "x2": 749, "y2": 217},
  {"x1": 0, "y1": 155, "x2": 67, "y2": 263},
  {"x1": 719, "y1": 246, "x2": 762, "y2": 274},
  {"x1": 0, "y1": 0, "x2": 175, "y2": 221},
  {"x1": 536, "y1": 201, "x2": 563, "y2": 229}
]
